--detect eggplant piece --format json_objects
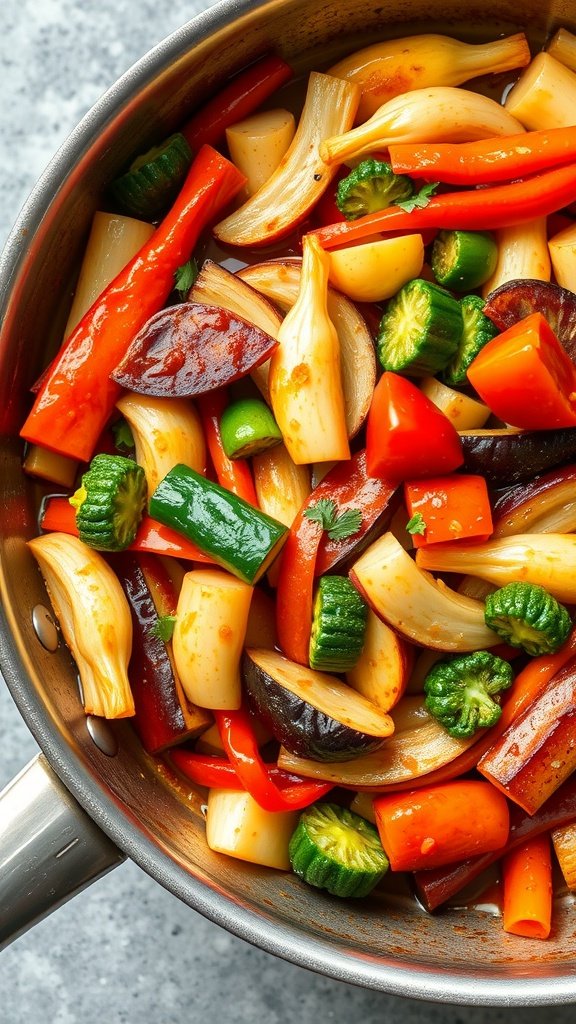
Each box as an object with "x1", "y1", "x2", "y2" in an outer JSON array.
[
  {"x1": 460, "y1": 427, "x2": 576, "y2": 485},
  {"x1": 111, "y1": 302, "x2": 278, "y2": 397},
  {"x1": 113, "y1": 551, "x2": 210, "y2": 753},
  {"x1": 242, "y1": 648, "x2": 393, "y2": 763},
  {"x1": 484, "y1": 278, "x2": 576, "y2": 360}
]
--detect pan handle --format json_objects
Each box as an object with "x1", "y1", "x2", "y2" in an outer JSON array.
[{"x1": 0, "y1": 753, "x2": 125, "y2": 949}]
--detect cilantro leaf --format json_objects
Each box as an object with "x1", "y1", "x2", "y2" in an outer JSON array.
[
  {"x1": 396, "y1": 182, "x2": 439, "y2": 213},
  {"x1": 304, "y1": 499, "x2": 362, "y2": 542},
  {"x1": 174, "y1": 258, "x2": 199, "y2": 298},
  {"x1": 150, "y1": 615, "x2": 177, "y2": 643},
  {"x1": 303, "y1": 498, "x2": 337, "y2": 530},
  {"x1": 406, "y1": 512, "x2": 427, "y2": 536},
  {"x1": 327, "y1": 508, "x2": 363, "y2": 541}
]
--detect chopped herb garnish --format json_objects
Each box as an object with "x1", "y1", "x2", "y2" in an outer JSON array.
[
  {"x1": 174, "y1": 258, "x2": 199, "y2": 298},
  {"x1": 150, "y1": 614, "x2": 177, "y2": 642},
  {"x1": 406, "y1": 512, "x2": 427, "y2": 536},
  {"x1": 304, "y1": 498, "x2": 362, "y2": 541},
  {"x1": 397, "y1": 182, "x2": 439, "y2": 213},
  {"x1": 112, "y1": 418, "x2": 135, "y2": 452}
]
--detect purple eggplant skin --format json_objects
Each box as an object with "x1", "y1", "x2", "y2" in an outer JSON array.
[
  {"x1": 112, "y1": 551, "x2": 192, "y2": 754},
  {"x1": 110, "y1": 301, "x2": 277, "y2": 398},
  {"x1": 242, "y1": 652, "x2": 385, "y2": 763},
  {"x1": 484, "y1": 278, "x2": 576, "y2": 361},
  {"x1": 460, "y1": 428, "x2": 576, "y2": 486}
]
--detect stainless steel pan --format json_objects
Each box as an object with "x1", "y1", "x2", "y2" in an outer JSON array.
[{"x1": 1, "y1": 0, "x2": 576, "y2": 1004}]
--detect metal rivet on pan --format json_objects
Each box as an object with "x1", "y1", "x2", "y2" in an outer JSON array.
[
  {"x1": 31, "y1": 604, "x2": 59, "y2": 651},
  {"x1": 86, "y1": 715, "x2": 119, "y2": 757}
]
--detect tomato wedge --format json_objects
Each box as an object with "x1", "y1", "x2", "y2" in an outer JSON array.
[{"x1": 366, "y1": 372, "x2": 464, "y2": 480}]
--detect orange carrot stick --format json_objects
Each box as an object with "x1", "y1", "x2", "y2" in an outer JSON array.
[
  {"x1": 373, "y1": 779, "x2": 510, "y2": 872},
  {"x1": 502, "y1": 834, "x2": 553, "y2": 939}
]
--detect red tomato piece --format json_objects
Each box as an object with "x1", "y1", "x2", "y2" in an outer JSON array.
[{"x1": 366, "y1": 372, "x2": 464, "y2": 480}]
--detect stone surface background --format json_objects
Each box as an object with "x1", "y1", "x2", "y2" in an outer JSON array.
[{"x1": 1, "y1": 2, "x2": 576, "y2": 1020}]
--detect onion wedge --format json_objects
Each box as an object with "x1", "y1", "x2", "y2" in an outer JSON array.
[
  {"x1": 415, "y1": 534, "x2": 576, "y2": 604},
  {"x1": 213, "y1": 72, "x2": 360, "y2": 246},
  {"x1": 492, "y1": 465, "x2": 576, "y2": 537},
  {"x1": 28, "y1": 533, "x2": 134, "y2": 719},
  {"x1": 350, "y1": 532, "x2": 497, "y2": 651},
  {"x1": 320, "y1": 87, "x2": 524, "y2": 167}
]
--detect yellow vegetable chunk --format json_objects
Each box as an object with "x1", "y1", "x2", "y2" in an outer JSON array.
[
  {"x1": 172, "y1": 568, "x2": 253, "y2": 709},
  {"x1": 65, "y1": 211, "x2": 155, "y2": 338},
  {"x1": 546, "y1": 27, "x2": 576, "y2": 73},
  {"x1": 226, "y1": 108, "x2": 296, "y2": 195},
  {"x1": 481, "y1": 219, "x2": 550, "y2": 297},
  {"x1": 548, "y1": 221, "x2": 576, "y2": 291},
  {"x1": 206, "y1": 789, "x2": 299, "y2": 869},
  {"x1": 328, "y1": 234, "x2": 424, "y2": 302},
  {"x1": 419, "y1": 377, "x2": 490, "y2": 429},
  {"x1": 505, "y1": 52, "x2": 576, "y2": 129}
]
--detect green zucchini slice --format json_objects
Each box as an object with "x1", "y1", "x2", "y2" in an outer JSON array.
[
  {"x1": 149, "y1": 464, "x2": 288, "y2": 584},
  {"x1": 377, "y1": 278, "x2": 463, "y2": 377},
  {"x1": 110, "y1": 132, "x2": 192, "y2": 220},
  {"x1": 220, "y1": 397, "x2": 282, "y2": 459},
  {"x1": 443, "y1": 294, "x2": 499, "y2": 387},
  {"x1": 70, "y1": 453, "x2": 147, "y2": 551},
  {"x1": 309, "y1": 575, "x2": 367, "y2": 672},
  {"x1": 431, "y1": 229, "x2": 498, "y2": 292},
  {"x1": 289, "y1": 802, "x2": 389, "y2": 897}
]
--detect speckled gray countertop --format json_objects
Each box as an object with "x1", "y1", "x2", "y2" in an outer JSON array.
[{"x1": 1, "y1": 2, "x2": 575, "y2": 1021}]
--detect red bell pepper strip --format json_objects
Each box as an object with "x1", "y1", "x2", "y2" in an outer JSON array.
[
  {"x1": 40, "y1": 494, "x2": 214, "y2": 562},
  {"x1": 309, "y1": 162, "x2": 576, "y2": 250},
  {"x1": 213, "y1": 708, "x2": 332, "y2": 811},
  {"x1": 388, "y1": 126, "x2": 576, "y2": 185},
  {"x1": 275, "y1": 513, "x2": 322, "y2": 666},
  {"x1": 20, "y1": 146, "x2": 246, "y2": 462},
  {"x1": 198, "y1": 389, "x2": 259, "y2": 507},
  {"x1": 275, "y1": 449, "x2": 399, "y2": 665},
  {"x1": 182, "y1": 54, "x2": 293, "y2": 151},
  {"x1": 404, "y1": 474, "x2": 493, "y2": 547},
  {"x1": 366, "y1": 372, "x2": 463, "y2": 480},
  {"x1": 467, "y1": 312, "x2": 576, "y2": 430},
  {"x1": 170, "y1": 748, "x2": 332, "y2": 806}
]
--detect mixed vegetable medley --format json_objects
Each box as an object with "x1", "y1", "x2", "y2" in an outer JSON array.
[{"x1": 21, "y1": 24, "x2": 576, "y2": 940}]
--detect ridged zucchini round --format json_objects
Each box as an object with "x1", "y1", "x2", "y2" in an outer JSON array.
[
  {"x1": 289, "y1": 802, "x2": 389, "y2": 897},
  {"x1": 309, "y1": 575, "x2": 367, "y2": 672},
  {"x1": 70, "y1": 453, "x2": 147, "y2": 551}
]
